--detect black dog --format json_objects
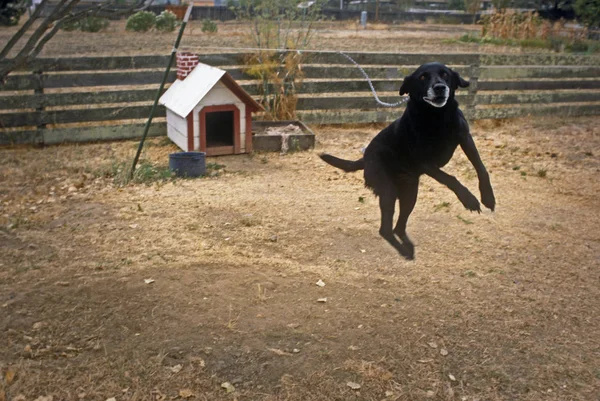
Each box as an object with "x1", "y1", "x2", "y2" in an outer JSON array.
[{"x1": 320, "y1": 62, "x2": 495, "y2": 260}]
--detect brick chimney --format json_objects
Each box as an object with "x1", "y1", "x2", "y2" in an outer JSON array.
[{"x1": 176, "y1": 52, "x2": 199, "y2": 80}]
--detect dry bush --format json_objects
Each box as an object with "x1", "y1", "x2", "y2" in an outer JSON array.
[
  {"x1": 244, "y1": 50, "x2": 303, "y2": 120},
  {"x1": 481, "y1": 10, "x2": 588, "y2": 41},
  {"x1": 232, "y1": 0, "x2": 322, "y2": 120}
]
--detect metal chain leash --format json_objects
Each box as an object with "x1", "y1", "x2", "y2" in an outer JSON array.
[{"x1": 337, "y1": 51, "x2": 409, "y2": 108}]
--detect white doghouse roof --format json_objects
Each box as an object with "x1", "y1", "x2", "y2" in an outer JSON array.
[{"x1": 160, "y1": 62, "x2": 262, "y2": 119}]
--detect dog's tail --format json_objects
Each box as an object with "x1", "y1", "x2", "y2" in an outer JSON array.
[{"x1": 319, "y1": 153, "x2": 365, "y2": 172}]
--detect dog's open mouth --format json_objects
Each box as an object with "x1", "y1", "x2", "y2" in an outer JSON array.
[
  {"x1": 423, "y1": 85, "x2": 450, "y2": 108},
  {"x1": 423, "y1": 95, "x2": 449, "y2": 108}
]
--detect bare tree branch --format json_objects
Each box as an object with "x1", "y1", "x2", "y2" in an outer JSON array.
[
  {"x1": 13, "y1": 0, "x2": 74, "y2": 60},
  {"x1": 0, "y1": 0, "x2": 50, "y2": 60},
  {"x1": 0, "y1": 0, "x2": 156, "y2": 83},
  {"x1": 0, "y1": 0, "x2": 76, "y2": 79}
]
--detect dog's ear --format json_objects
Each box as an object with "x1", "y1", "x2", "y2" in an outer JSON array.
[
  {"x1": 399, "y1": 74, "x2": 416, "y2": 96},
  {"x1": 452, "y1": 69, "x2": 469, "y2": 89}
]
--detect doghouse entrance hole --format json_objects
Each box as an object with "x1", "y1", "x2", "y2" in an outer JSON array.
[{"x1": 206, "y1": 111, "x2": 234, "y2": 148}]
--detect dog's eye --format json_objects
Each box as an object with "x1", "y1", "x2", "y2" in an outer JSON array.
[
  {"x1": 419, "y1": 75, "x2": 426, "y2": 81},
  {"x1": 441, "y1": 72, "x2": 449, "y2": 79}
]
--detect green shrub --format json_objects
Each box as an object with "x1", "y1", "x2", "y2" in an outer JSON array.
[
  {"x1": 60, "y1": 19, "x2": 80, "y2": 31},
  {"x1": 201, "y1": 19, "x2": 218, "y2": 33},
  {"x1": 155, "y1": 10, "x2": 177, "y2": 32},
  {"x1": 126, "y1": 11, "x2": 156, "y2": 32},
  {"x1": 79, "y1": 16, "x2": 109, "y2": 32},
  {"x1": 570, "y1": 39, "x2": 599, "y2": 53},
  {"x1": 574, "y1": 0, "x2": 600, "y2": 29},
  {"x1": 448, "y1": 0, "x2": 465, "y2": 9}
]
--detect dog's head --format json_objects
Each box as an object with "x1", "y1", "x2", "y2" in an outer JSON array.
[{"x1": 399, "y1": 62, "x2": 469, "y2": 108}]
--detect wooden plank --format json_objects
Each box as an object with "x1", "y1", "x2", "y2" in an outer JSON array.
[
  {"x1": 0, "y1": 111, "x2": 40, "y2": 127},
  {"x1": 2, "y1": 105, "x2": 166, "y2": 128},
  {"x1": 0, "y1": 89, "x2": 159, "y2": 110},
  {"x1": 0, "y1": 130, "x2": 42, "y2": 146},
  {"x1": 196, "y1": 52, "x2": 479, "y2": 66},
  {"x1": 43, "y1": 71, "x2": 177, "y2": 88},
  {"x1": 474, "y1": 104, "x2": 600, "y2": 120},
  {"x1": 481, "y1": 54, "x2": 600, "y2": 66},
  {"x1": 0, "y1": 53, "x2": 254, "y2": 73},
  {"x1": 240, "y1": 79, "x2": 402, "y2": 95},
  {"x1": 198, "y1": 53, "x2": 247, "y2": 67},
  {"x1": 298, "y1": 108, "x2": 477, "y2": 124},
  {"x1": 302, "y1": 52, "x2": 479, "y2": 66},
  {"x1": 2, "y1": 74, "x2": 37, "y2": 91},
  {"x1": 1, "y1": 70, "x2": 176, "y2": 91},
  {"x1": 481, "y1": 66, "x2": 600, "y2": 80},
  {"x1": 476, "y1": 92, "x2": 600, "y2": 105},
  {"x1": 0, "y1": 55, "x2": 173, "y2": 72},
  {"x1": 227, "y1": 66, "x2": 471, "y2": 81},
  {"x1": 478, "y1": 80, "x2": 600, "y2": 91},
  {"x1": 5, "y1": 53, "x2": 597, "y2": 74},
  {"x1": 296, "y1": 94, "x2": 473, "y2": 110},
  {"x1": 1, "y1": 122, "x2": 166, "y2": 146},
  {"x1": 43, "y1": 122, "x2": 166, "y2": 144},
  {"x1": 298, "y1": 103, "x2": 600, "y2": 125},
  {"x1": 298, "y1": 109, "x2": 403, "y2": 125}
]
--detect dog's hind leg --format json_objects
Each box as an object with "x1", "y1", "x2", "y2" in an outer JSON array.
[
  {"x1": 393, "y1": 180, "x2": 419, "y2": 260},
  {"x1": 377, "y1": 187, "x2": 413, "y2": 260}
]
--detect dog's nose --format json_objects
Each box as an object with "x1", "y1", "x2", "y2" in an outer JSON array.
[{"x1": 433, "y1": 84, "x2": 447, "y2": 94}]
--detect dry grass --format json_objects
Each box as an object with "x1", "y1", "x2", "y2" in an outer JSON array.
[
  {"x1": 0, "y1": 19, "x2": 532, "y2": 57},
  {"x1": 1, "y1": 116, "x2": 599, "y2": 400}
]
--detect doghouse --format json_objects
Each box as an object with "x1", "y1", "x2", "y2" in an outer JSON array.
[{"x1": 159, "y1": 52, "x2": 263, "y2": 156}]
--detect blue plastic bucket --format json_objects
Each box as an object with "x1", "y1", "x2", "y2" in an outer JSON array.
[{"x1": 169, "y1": 151, "x2": 206, "y2": 178}]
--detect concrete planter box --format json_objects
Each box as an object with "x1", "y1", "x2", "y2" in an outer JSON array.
[{"x1": 252, "y1": 120, "x2": 315, "y2": 153}]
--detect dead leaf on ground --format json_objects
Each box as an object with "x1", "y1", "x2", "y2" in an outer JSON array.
[
  {"x1": 178, "y1": 389, "x2": 194, "y2": 399},
  {"x1": 221, "y1": 382, "x2": 235, "y2": 393},
  {"x1": 32, "y1": 321, "x2": 46, "y2": 330},
  {"x1": 347, "y1": 381, "x2": 361, "y2": 390},
  {"x1": 267, "y1": 347, "x2": 292, "y2": 356},
  {"x1": 189, "y1": 356, "x2": 205, "y2": 367},
  {"x1": 5, "y1": 369, "x2": 16, "y2": 384},
  {"x1": 169, "y1": 364, "x2": 183, "y2": 373}
]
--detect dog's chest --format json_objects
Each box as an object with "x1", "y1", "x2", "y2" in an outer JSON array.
[{"x1": 413, "y1": 133, "x2": 458, "y2": 167}]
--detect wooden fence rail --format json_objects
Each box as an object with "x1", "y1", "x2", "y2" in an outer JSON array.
[{"x1": 1, "y1": 52, "x2": 599, "y2": 145}]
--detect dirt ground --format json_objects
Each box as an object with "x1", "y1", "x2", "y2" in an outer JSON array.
[
  {"x1": 0, "y1": 19, "x2": 535, "y2": 57},
  {"x1": 1, "y1": 115, "x2": 599, "y2": 400}
]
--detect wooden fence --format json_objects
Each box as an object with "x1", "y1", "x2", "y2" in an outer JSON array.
[{"x1": 1, "y1": 52, "x2": 599, "y2": 145}]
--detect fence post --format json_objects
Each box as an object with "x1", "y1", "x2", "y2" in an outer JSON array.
[
  {"x1": 467, "y1": 55, "x2": 480, "y2": 121},
  {"x1": 33, "y1": 69, "x2": 45, "y2": 146}
]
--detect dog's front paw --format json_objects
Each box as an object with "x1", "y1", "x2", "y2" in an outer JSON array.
[
  {"x1": 459, "y1": 189, "x2": 481, "y2": 213},
  {"x1": 480, "y1": 188, "x2": 496, "y2": 211}
]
